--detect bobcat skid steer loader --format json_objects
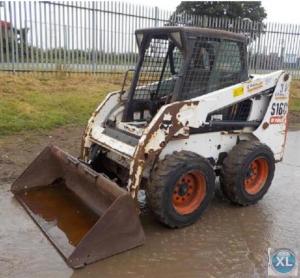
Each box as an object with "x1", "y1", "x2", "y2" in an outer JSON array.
[{"x1": 11, "y1": 27, "x2": 291, "y2": 268}]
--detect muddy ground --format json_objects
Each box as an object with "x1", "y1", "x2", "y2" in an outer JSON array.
[
  {"x1": 1, "y1": 125, "x2": 300, "y2": 278},
  {"x1": 0, "y1": 125, "x2": 84, "y2": 184}
]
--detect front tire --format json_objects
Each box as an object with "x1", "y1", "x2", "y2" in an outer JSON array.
[
  {"x1": 146, "y1": 151, "x2": 215, "y2": 228},
  {"x1": 220, "y1": 141, "x2": 275, "y2": 206}
]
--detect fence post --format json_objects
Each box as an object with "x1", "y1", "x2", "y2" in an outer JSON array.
[
  {"x1": 255, "y1": 26, "x2": 261, "y2": 73},
  {"x1": 63, "y1": 24, "x2": 67, "y2": 70},
  {"x1": 203, "y1": 15, "x2": 208, "y2": 28},
  {"x1": 154, "y1": 6, "x2": 159, "y2": 27},
  {"x1": 280, "y1": 40, "x2": 285, "y2": 69},
  {"x1": 8, "y1": 1, "x2": 15, "y2": 73},
  {"x1": 92, "y1": 1, "x2": 96, "y2": 74}
]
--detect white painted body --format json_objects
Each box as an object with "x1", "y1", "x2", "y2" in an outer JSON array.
[
  {"x1": 81, "y1": 70, "x2": 291, "y2": 197},
  {"x1": 160, "y1": 71, "x2": 290, "y2": 162}
]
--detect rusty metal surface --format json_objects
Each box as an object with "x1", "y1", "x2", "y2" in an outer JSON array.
[
  {"x1": 11, "y1": 145, "x2": 145, "y2": 268},
  {"x1": 128, "y1": 101, "x2": 199, "y2": 198}
]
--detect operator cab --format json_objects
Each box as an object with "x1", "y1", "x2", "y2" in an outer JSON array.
[
  {"x1": 104, "y1": 27, "x2": 249, "y2": 142},
  {"x1": 122, "y1": 27, "x2": 248, "y2": 123}
]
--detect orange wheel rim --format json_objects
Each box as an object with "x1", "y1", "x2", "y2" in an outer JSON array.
[
  {"x1": 244, "y1": 157, "x2": 269, "y2": 195},
  {"x1": 172, "y1": 170, "x2": 206, "y2": 215}
]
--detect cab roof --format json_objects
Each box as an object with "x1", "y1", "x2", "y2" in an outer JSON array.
[{"x1": 135, "y1": 26, "x2": 246, "y2": 43}]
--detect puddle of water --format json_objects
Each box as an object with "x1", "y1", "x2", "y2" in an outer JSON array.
[{"x1": 16, "y1": 181, "x2": 99, "y2": 255}]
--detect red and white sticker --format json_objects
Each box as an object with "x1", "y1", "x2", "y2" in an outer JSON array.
[{"x1": 270, "y1": 115, "x2": 285, "y2": 124}]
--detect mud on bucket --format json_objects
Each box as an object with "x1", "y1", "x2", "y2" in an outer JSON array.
[{"x1": 11, "y1": 145, "x2": 145, "y2": 268}]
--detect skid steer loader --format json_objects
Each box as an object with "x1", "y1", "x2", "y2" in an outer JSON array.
[{"x1": 11, "y1": 27, "x2": 291, "y2": 268}]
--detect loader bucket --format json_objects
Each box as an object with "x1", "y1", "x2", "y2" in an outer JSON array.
[{"x1": 11, "y1": 145, "x2": 145, "y2": 268}]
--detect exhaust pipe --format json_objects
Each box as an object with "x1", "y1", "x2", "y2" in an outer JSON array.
[{"x1": 11, "y1": 145, "x2": 145, "y2": 268}]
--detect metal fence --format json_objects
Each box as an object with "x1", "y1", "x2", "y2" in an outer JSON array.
[{"x1": 0, "y1": 1, "x2": 300, "y2": 78}]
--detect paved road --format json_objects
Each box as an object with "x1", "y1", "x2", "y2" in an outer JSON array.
[{"x1": 1, "y1": 130, "x2": 300, "y2": 278}]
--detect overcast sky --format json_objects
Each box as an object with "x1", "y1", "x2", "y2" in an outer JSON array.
[{"x1": 125, "y1": 0, "x2": 300, "y2": 24}]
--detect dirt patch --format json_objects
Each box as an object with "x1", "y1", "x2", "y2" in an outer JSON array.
[
  {"x1": 287, "y1": 112, "x2": 300, "y2": 131},
  {"x1": 0, "y1": 125, "x2": 83, "y2": 184},
  {"x1": 288, "y1": 111, "x2": 300, "y2": 123}
]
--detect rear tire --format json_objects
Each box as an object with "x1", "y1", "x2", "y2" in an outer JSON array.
[
  {"x1": 146, "y1": 151, "x2": 215, "y2": 228},
  {"x1": 220, "y1": 140, "x2": 275, "y2": 206}
]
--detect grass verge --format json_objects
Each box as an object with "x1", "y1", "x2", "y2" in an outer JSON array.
[
  {"x1": 0, "y1": 73, "x2": 121, "y2": 136},
  {"x1": 290, "y1": 80, "x2": 300, "y2": 114}
]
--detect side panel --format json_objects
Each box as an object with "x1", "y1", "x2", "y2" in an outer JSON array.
[
  {"x1": 159, "y1": 132, "x2": 239, "y2": 163},
  {"x1": 160, "y1": 72, "x2": 291, "y2": 163},
  {"x1": 174, "y1": 71, "x2": 281, "y2": 128},
  {"x1": 253, "y1": 73, "x2": 291, "y2": 161},
  {"x1": 247, "y1": 95, "x2": 270, "y2": 122},
  {"x1": 81, "y1": 91, "x2": 126, "y2": 159}
]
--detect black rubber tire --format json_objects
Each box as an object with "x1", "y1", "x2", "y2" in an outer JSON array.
[
  {"x1": 146, "y1": 151, "x2": 216, "y2": 228},
  {"x1": 220, "y1": 140, "x2": 275, "y2": 206}
]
